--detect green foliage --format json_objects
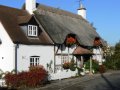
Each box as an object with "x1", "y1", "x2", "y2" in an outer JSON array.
[
  {"x1": 84, "y1": 60, "x2": 99, "y2": 73},
  {"x1": 69, "y1": 59, "x2": 76, "y2": 71},
  {"x1": 104, "y1": 55, "x2": 116, "y2": 69},
  {"x1": 62, "y1": 59, "x2": 76, "y2": 71},
  {"x1": 104, "y1": 41, "x2": 120, "y2": 70}
]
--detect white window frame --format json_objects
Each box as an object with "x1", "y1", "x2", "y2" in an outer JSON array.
[
  {"x1": 28, "y1": 25, "x2": 38, "y2": 37},
  {"x1": 30, "y1": 56, "x2": 40, "y2": 66},
  {"x1": 61, "y1": 55, "x2": 69, "y2": 64}
]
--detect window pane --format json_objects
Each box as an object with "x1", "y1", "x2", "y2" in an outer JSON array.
[
  {"x1": 34, "y1": 30, "x2": 36, "y2": 35},
  {"x1": 30, "y1": 58, "x2": 32, "y2": 62},
  {"x1": 30, "y1": 56, "x2": 40, "y2": 66},
  {"x1": 28, "y1": 25, "x2": 38, "y2": 36},
  {"x1": 36, "y1": 58, "x2": 37, "y2": 63},
  {"x1": 32, "y1": 58, "x2": 34, "y2": 63},
  {"x1": 31, "y1": 26, "x2": 32, "y2": 31}
]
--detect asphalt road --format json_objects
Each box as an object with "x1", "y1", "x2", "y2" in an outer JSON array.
[
  {"x1": 39, "y1": 71, "x2": 120, "y2": 90},
  {"x1": 60, "y1": 73, "x2": 120, "y2": 90}
]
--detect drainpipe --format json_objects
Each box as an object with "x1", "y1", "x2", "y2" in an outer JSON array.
[
  {"x1": 15, "y1": 44, "x2": 19, "y2": 74},
  {"x1": 54, "y1": 45, "x2": 56, "y2": 73}
]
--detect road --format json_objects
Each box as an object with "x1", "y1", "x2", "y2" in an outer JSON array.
[
  {"x1": 60, "y1": 73, "x2": 120, "y2": 90},
  {"x1": 39, "y1": 71, "x2": 120, "y2": 90}
]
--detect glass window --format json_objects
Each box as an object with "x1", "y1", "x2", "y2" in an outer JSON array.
[
  {"x1": 28, "y1": 25, "x2": 38, "y2": 37},
  {"x1": 30, "y1": 56, "x2": 40, "y2": 66},
  {"x1": 61, "y1": 56, "x2": 69, "y2": 63}
]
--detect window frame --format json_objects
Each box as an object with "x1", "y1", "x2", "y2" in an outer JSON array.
[
  {"x1": 27, "y1": 25, "x2": 38, "y2": 37},
  {"x1": 30, "y1": 56, "x2": 40, "y2": 66},
  {"x1": 61, "y1": 55, "x2": 69, "y2": 64}
]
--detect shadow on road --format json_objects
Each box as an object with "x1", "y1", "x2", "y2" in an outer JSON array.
[
  {"x1": 0, "y1": 87, "x2": 16, "y2": 90},
  {"x1": 101, "y1": 74, "x2": 120, "y2": 90}
]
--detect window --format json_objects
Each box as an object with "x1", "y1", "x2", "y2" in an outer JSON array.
[
  {"x1": 30, "y1": 56, "x2": 40, "y2": 66},
  {"x1": 28, "y1": 25, "x2": 38, "y2": 36},
  {"x1": 61, "y1": 56, "x2": 69, "y2": 63}
]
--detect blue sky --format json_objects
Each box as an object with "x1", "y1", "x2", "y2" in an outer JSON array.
[{"x1": 0, "y1": 0, "x2": 120, "y2": 46}]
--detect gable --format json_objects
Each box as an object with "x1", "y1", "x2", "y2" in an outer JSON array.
[
  {"x1": 0, "y1": 5, "x2": 53, "y2": 45},
  {"x1": 20, "y1": 16, "x2": 42, "y2": 37}
]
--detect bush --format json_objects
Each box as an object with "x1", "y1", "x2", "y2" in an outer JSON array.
[
  {"x1": 104, "y1": 41, "x2": 120, "y2": 70},
  {"x1": 99, "y1": 65, "x2": 106, "y2": 73},
  {"x1": 69, "y1": 59, "x2": 76, "y2": 71},
  {"x1": 104, "y1": 56, "x2": 116, "y2": 70},
  {"x1": 63, "y1": 62, "x2": 70, "y2": 69},
  {"x1": 4, "y1": 65, "x2": 48, "y2": 88},
  {"x1": 84, "y1": 60, "x2": 99, "y2": 73},
  {"x1": 62, "y1": 60, "x2": 76, "y2": 71}
]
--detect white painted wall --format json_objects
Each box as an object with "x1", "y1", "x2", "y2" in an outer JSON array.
[
  {"x1": 17, "y1": 44, "x2": 77, "y2": 80},
  {"x1": 50, "y1": 69, "x2": 78, "y2": 80},
  {"x1": 52, "y1": 45, "x2": 78, "y2": 80},
  {"x1": 93, "y1": 48, "x2": 103, "y2": 65},
  {"x1": 0, "y1": 22, "x2": 15, "y2": 72},
  {"x1": 56, "y1": 45, "x2": 76, "y2": 66},
  {"x1": 57, "y1": 45, "x2": 76, "y2": 54},
  {"x1": 17, "y1": 44, "x2": 54, "y2": 72}
]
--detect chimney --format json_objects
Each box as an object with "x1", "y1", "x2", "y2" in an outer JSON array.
[
  {"x1": 77, "y1": 3, "x2": 86, "y2": 19},
  {"x1": 25, "y1": 0, "x2": 36, "y2": 14}
]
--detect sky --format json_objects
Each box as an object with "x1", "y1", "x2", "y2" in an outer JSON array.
[{"x1": 0, "y1": 0, "x2": 120, "y2": 46}]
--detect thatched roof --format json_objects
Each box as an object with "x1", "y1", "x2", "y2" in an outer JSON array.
[
  {"x1": 0, "y1": 3, "x2": 102, "y2": 46},
  {"x1": 34, "y1": 4, "x2": 100, "y2": 46}
]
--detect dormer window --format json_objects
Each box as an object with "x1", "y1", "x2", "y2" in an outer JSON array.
[{"x1": 28, "y1": 25, "x2": 38, "y2": 37}]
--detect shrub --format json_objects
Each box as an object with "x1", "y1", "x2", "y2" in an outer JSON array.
[
  {"x1": 69, "y1": 59, "x2": 76, "y2": 71},
  {"x1": 62, "y1": 60, "x2": 76, "y2": 71},
  {"x1": 104, "y1": 42, "x2": 120, "y2": 70},
  {"x1": 4, "y1": 65, "x2": 48, "y2": 88},
  {"x1": 84, "y1": 60, "x2": 99, "y2": 73},
  {"x1": 99, "y1": 65, "x2": 106, "y2": 73},
  {"x1": 104, "y1": 56, "x2": 116, "y2": 70},
  {"x1": 63, "y1": 62, "x2": 70, "y2": 69}
]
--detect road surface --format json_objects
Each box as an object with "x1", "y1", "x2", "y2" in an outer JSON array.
[{"x1": 39, "y1": 71, "x2": 120, "y2": 90}]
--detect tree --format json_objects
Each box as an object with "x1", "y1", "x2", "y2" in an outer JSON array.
[
  {"x1": 112, "y1": 41, "x2": 120, "y2": 69},
  {"x1": 105, "y1": 41, "x2": 120, "y2": 70}
]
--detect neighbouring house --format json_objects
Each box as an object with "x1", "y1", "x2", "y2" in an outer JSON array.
[{"x1": 0, "y1": 0, "x2": 105, "y2": 80}]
